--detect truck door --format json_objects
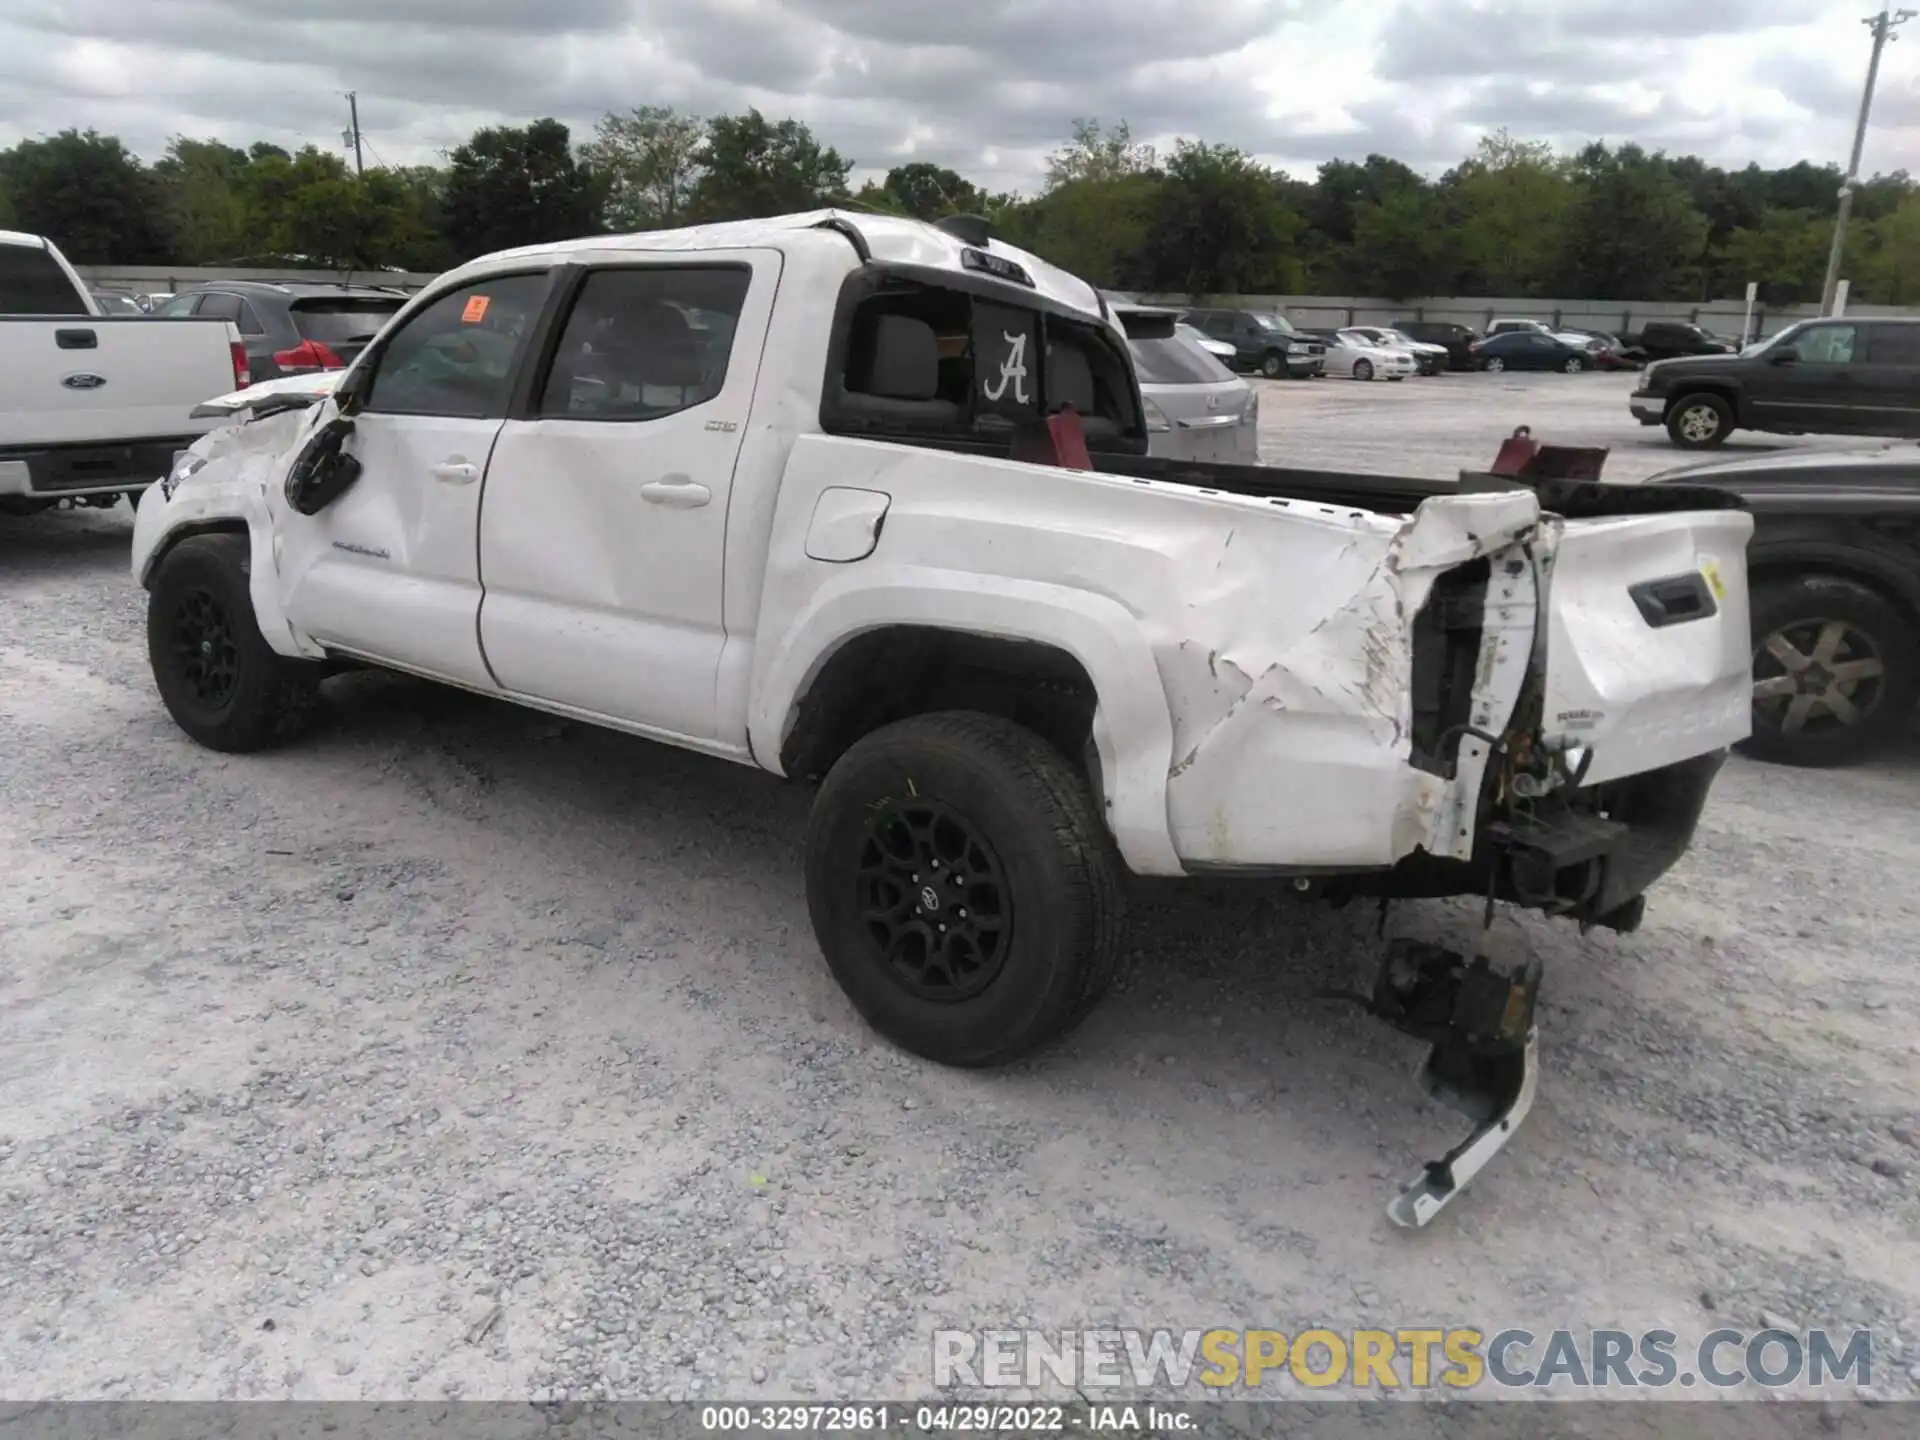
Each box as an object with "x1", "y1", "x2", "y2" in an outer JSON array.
[
  {"x1": 1858, "y1": 322, "x2": 1920, "y2": 436},
  {"x1": 277, "y1": 270, "x2": 552, "y2": 687},
  {"x1": 1748, "y1": 322, "x2": 1860, "y2": 434},
  {"x1": 475, "y1": 250, "x2": 778, "y2": 744}
]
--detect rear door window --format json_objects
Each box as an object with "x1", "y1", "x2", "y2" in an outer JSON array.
[
  {"x1": 538, "y1": 266, "x2": 752, "y2": 421},
  {"x1": 0, "y1": 243, "x2": 89, "y2": 315},
  {"x1": 1865, "y1": 325, "x2": 1920, "y2": 366}
]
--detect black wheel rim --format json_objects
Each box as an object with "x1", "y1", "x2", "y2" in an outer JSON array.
[
  {"x1": 1752, "y1": 618, "x2": 1886, "y2": 737},
  {"x1": 170, "y1": 587, "x2": 240, "y2": 710},
  {"x1": 855, "y1": 801, "x2": 1012, "y2": 1003}
]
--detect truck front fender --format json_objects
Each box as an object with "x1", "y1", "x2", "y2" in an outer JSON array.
[
  {"x1": 750, "y1": 565, "x2": 1185, "y2": 877},
  {"x1": 131, "y1": 408, "x2": 321, "y2": 661}
]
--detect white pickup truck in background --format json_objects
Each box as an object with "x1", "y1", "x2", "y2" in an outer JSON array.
[
  {"x1": 0, "y1": 229, "x2": 249, "y2": 516},
  {"x1": 133, "y1": 209, "x2": 1755, "y2": 1227}
]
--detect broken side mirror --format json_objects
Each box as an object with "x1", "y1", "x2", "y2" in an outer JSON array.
[{"x1": 283, "y1": 415, "x2": 362, "y2": 516}]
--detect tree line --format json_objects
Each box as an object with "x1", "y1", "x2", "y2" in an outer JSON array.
[{"x1": 4, "y1": 110, "x2": 1917, "y2": 305}]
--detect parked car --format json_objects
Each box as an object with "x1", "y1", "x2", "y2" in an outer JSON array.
[
  {"x1": 1630, "y1": 316, "x2": 1920, "y2": 449},
  {"x1": 1348, "y1": 325, "x2": 1446, "y2": 375},
  {"x1": 1182, "y1": 307, "x2": 1326, "y2": 378},
  {"x1": 1558, "y1": 328, "x2": 1641, "y2": 371},
  {"x1": 132, "y1": 208, "x2": 1754, "y2": 1228},
  {"x1": 90, "y1": 290, "x2": 146, "y2": 316},
  {"x1": 1115, "y1": 306, "x2": 1257, "y2": 463},
  {"x1": 1321, "y1": 328, "x2": 1416, "y2": 381},
  {"x1": 1645, "y1": 446, "x2": 1920, "y2": 767},
  {"x1": 1486, "y1": 318, "x2": 1555, "y2": 339},
  {"x1": 0, "y1": 229, "x2": 250, "y2": 516},
  {"x1": 1389, "y1": 320, "x2": 1480, "y2": 370},
  {"x1": 1621, "y1": 320, "x2": 1734, "y2": 362},
  {"x1": 156, "y1": 280, "x2": 409, "y2": 383},
  {"x1": 1176, "y1": 321, "x2": 1237, "y2": 363},
  {"x1": 1470, "y1": 331, "x2": 1594, "y2": 373}
]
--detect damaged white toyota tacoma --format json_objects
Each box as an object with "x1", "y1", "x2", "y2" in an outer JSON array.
[{"x1": 132, "y1": 210, "x2": 1755, "y2": 1227}]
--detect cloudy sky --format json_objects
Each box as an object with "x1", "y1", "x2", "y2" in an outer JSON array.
[{"x1": 3, "y1": 0, "x2": 1918, "y2": 192}]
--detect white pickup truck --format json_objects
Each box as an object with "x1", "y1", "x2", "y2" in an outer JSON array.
[
  {"x1": 1, "y1": 229, "x2": 248, "y2": 516},
  {"x1": 131, "y1": 210, "x2": 1755, "y2": 1226}
]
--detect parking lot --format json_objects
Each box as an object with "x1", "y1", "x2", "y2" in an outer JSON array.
[
  {"x1": 2, "y1": 376, "x2": 1919, "y2": 1404},
  {"x1": 1253, "y1": 367, "x2": 1912, "y2": 481}
]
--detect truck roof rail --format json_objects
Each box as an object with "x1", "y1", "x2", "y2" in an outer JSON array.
[{"x1": 813, "y1": 215, "x2": 871, "y2": 262}]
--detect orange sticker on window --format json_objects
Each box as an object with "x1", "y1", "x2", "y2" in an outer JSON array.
[{"x1": 461, "y1": 295, "x2": 490, "y2": 323}]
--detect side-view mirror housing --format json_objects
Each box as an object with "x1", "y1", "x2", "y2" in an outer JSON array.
[{"x1": 283, "y1": 415, "x2": 362, "y2": 515}]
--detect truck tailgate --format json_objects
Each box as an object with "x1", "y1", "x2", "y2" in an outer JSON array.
[
  {"x1": 1540, "y1": 509, "x2": 1754, "y2": 785},
  {"x1": 0, "y1": 317, "x2": 239, "y2": 448}
]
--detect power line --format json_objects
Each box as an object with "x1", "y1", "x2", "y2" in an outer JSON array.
[{"x1": 1819, "y1": 7, "x2": 1915, "y2": 316}]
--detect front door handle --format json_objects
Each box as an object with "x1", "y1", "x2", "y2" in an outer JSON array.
[
  {"x1": 432, "y1": 459, "x2": 479, "y2": 484},
  {"x1": 640, "y1": 476, "x2": 711, "y2": 508}
]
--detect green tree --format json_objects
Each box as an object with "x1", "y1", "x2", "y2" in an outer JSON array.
[
  {"x1": 581, "y1": 106, "x2": 707, "y2": 231},
  {"x1": 151, "y1": 137, "x2": 254, "y2": 263},
  {"x1": 1143, "y1": 141, "x2": 1302, "y2": 295},
  {"x1": 1348, "y1": 187, "x2": 1456, "y2": 300},
  {"x1": 442, "y1": 118, "x2": 601, "y2": 261},
  {"x1": 1716, "y1": 208, "x2": 1831, "y2": 305},
  {"x1": 1044, "y1": 119, "x2": 1156, "y2": 187},
  {"x1": 1444, "y1": 130, "x2": 1575, "y2": 295},
  {"x1": 879, "y1": 162, "x2": 981, "y2": 220},
  {"x1": 1555, "y1": 143, "x2": 1710, "y2": 300},
  {"x1": 1857, "y1": 193, "x2": 1920, "y2": 303},
  {"x1": 0, "y1": 128, "x2": 170, "y2": 262},
  {"x1": 1011, "y1": 174, "x2": 1162, "y2": 289},
  {"x1": 683, "y1": 110, "x2": 850, "y2": 223}
]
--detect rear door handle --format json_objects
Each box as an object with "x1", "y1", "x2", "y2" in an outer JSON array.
[
  {"x1": 431, "y1": 460, "x2": 479, "y2": 484},
  {"x1": 56, "y1": 329, "x2": 97, "y2": 350},
  {"x1": 640, "y1": 476, "x2": 711, "y2": 508}
]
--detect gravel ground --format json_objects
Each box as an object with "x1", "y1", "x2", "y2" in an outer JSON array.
[{"x1": 3, "y1": 386, "x2": 1919, "y2": 1406}]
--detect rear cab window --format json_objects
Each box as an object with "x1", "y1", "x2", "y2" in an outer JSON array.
[
  {"x1": 0, "y1": 242, "x2": 89, "y2": 315},
  {"x1": 822, "y1": 273, "x2": 1141, "y2": 448}
]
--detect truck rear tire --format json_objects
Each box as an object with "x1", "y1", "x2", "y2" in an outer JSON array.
[
  {"x1": 1667, "y1": 393, "x2": 1734, "y2": 449},
  {"x1": 148, "y1": 533, "x2": 322, "y2": 753},
  {"x1": 1741, "y1": 576, "x2": 1918, "y2": 767},
  {"x1": 804, "y1": 711, "x2": 1125, "y2": 1067}
]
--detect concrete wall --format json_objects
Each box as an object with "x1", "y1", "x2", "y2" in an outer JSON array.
[{"x1": 1112, "y1": 292, "x2": 1920, "y2": 342}]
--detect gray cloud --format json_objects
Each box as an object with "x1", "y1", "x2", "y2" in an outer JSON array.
[{"x1": 0, "y1": 0, "x2": 1910, "y2": 196}]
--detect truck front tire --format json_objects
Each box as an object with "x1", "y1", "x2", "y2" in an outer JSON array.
[
  {"x1": 1741, "y1": 575, "x2": 1918, "y2": 767},
  {"x1": 1667, "y1": 393, "x2": 1734, "y2": 449},
  {"x1": 804, "y1": 711, "x2": 1124, "y2": 1067},
  {"x1": 147, "y1": 533, "x2": 322, "y2": 753}
]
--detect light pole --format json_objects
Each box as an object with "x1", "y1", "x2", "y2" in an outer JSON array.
[{"x1": 1820, "y1": 8, "x2": 1915, "y2": 316}]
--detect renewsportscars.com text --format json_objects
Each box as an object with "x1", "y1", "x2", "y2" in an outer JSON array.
[{"x1": 931, "y1": 1326, "x2": 1874, "y2": 1392}]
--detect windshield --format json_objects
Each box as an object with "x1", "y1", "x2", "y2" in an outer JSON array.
[
  {"x1": 1130, "y1": 335, "x2": 1235, "y2": 386},
  {"x1": 1249, "y1": 312, "x2": 1298, "y2": 335}
]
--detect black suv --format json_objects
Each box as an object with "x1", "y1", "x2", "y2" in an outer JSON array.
[
  {"x1": 1388, "y1": 319, "x2": 1480, "y2": 370},
  {"x1": 1182, "y1": 308, "x2": 1326, "y2": 378},
  {"x1": 156, "y1": 280, "x2": 410, "y2": 382},
  {"x1": 1631, "y1": 316, "x2": 1920, "y2": 449}
]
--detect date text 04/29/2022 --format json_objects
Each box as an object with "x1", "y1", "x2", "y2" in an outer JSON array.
[{"x1": 697, "y1": 1404, "x2": 1194, "y2": 1432}]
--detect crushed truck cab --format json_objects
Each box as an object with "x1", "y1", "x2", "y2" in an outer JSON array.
[{"x1": 133, "y1": 209, "x2": 1754, "y2": 1229}]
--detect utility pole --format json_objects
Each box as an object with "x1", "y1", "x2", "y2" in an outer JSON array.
[
  {"x1": 344, "y1": 91, "x2": 364, "y2": 177},
  {"x1": 1820, "y1": 8, "x2": 1914, "y2": 315}
]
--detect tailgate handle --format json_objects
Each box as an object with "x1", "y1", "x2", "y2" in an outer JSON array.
[
  {"x1": 1629, "y1": 571, "x2": 1717, "y2": 628},
  {"x1": 56, "y1": 329, "x2": 98, "y2": 350}
]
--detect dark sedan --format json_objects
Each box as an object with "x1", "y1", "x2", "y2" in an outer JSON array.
[
  {"x1": 1469, "y1": 330, "x2": 1594, "y2": 373},
  {"x1": 1389, "y1": 318, "x2": 1481, "y2": 370}
]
